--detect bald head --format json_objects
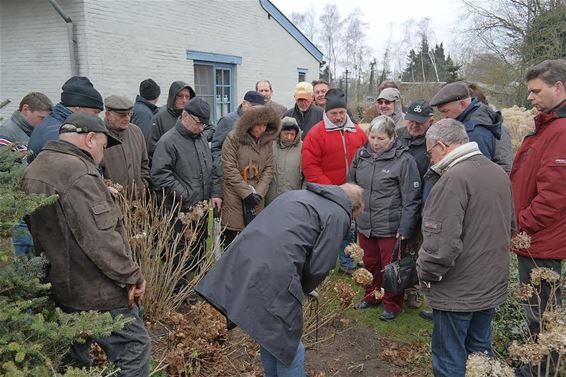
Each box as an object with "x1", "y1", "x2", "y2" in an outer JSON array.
[{"x1": 340, "y1": 183, "x2": 364, "y2": 219}]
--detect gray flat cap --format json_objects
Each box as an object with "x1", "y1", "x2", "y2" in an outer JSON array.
[
  {"x1": 429, "y1": 82, "x2": 470, "y2": 107},
  {"x1": 105, "y1": 95, "x2": 134, "y2": 113}
]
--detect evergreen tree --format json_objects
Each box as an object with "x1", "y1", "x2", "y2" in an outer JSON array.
[{"x1": 0, "y1": 146, "x2": 128, "y2": 376}]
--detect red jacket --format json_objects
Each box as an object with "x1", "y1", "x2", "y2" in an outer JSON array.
[
  {"x1": 511, "y1": 101, "x2": 566, "y2": 260},
  {"x1": 302, "y1": 119, "x2": 367, "y2": 185}
]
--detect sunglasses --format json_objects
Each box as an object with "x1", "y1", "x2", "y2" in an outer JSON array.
[{"x1": 377, "y1": 99, "x2": 393, "y2": 105}]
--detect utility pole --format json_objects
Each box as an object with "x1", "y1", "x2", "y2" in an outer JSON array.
[{"x1": 344, "y1": 69, "x2": 349, "y2": 105}]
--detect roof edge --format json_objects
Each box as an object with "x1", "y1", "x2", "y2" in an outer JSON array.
[{"x1": 259, "y1": 0, "x2": 324, "y2": 63}]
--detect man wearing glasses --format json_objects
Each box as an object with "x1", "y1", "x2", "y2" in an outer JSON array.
[
  {"x1": 101, "y1": 95, "x2": 149, "y2": 197},
  {"x1": 376, "y1": 87, "x2": 405, "y2": 129},
  {"x1": 151, "y1": 98, "x2": 222, "y2": 273}
]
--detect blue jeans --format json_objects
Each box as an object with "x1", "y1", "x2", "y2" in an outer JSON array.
[
  {"x1": 432, "y1": 308, "x2": 496, "y2": 377},
  {"x1": 260, "y1": 341, "x2": 305, "y2": 377},
  {"x1": 338, "y1": 223, "x2": 357, "y2": 269},
  {"x1": 11, "y1": 219, "x2": 34, "y2": 256}
]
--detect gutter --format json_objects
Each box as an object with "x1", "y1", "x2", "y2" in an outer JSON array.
[{"x1": 47, "y1": 0, "x2": 78, "y2": 76}]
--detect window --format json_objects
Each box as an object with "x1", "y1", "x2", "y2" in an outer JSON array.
[
  {"x1": 297, "y1": 68, "x2": 308, "y2": 83},
  {"x1": 187, "y1": 51, "x2": 242, "y2": 123},
  {"x1": 194, "y1": 63, "x2": 234, "y2": 123}
]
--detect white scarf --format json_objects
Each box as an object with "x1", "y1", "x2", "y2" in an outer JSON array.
[{"x1": 431, "y1": 142, "x2": 482, "y2": 176}]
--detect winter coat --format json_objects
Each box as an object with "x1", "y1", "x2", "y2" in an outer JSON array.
[
  {"x1": 28, "y1": 103, "x2": 73, "y2": 163},
  {"x1": 265, "y1": 126, "x2": 303, "y2": 204},
  {"x1": 302, "y1": 116, "x2": 368, "y2": 185},
  {"x1": 132, "y1": 95, "x2": 159, "y2": 143},
  {"x1": 349, "y1": 142, "x2": 421, "y2": 239},
  {"x1": 493, "y1": 124, "x2": 513, "y2": 174},
  {"x1": 282, "y1": 103, "x2": 323, "y2": 137},
  {"x1": 0, "y1": 111, "x2": 34, "y2": 150},
  {"x1": 221, "y1": 107, "x2": 280, "y2": 231},
  {"x1": 265, "y1": 100, "x2": 287, "y2": 117},
  {"x1": 456, "y1": 98, "x2": 502, "y2": 160},
  {"x1": 196, "y1": 183, "x2": 353, "y2": 366},
  {"x1": 100, "y1": 121, "x2": 150, "y2": 195},
  {"x1": 22, "y1": 140, "x2": 143, "y2": 311},
  {"x1": 211, "y1": 105, "x2": 243, "y2": 177},
  {"x1": 147, "y1": 82, "x2": 212, "y2": 159},
  {"x1": 511, "y1": 101, "x2": 566, "y2": 260},
  {"x1": 417, "y1": 147, "x2": 514, "y2": 312},
  {"x1": 151, "y1": 119, "x2": 222, "y2": 211},
  {"x1": 396, "y1": 126, "x2": 430, "y2": 179}
]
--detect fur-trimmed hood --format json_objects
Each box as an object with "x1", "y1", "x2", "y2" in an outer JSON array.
[{"x1": 234, "y1": 106, "x2": 281, "y2": 146}]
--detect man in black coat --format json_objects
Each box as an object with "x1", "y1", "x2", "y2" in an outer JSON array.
[{"x1": 196, "y1": 183, "x2": 363, "y2": 375}]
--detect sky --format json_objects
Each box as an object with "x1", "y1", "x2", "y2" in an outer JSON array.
[{"x1": 271, "y1": 0, "x2": 465, "y2": 74}]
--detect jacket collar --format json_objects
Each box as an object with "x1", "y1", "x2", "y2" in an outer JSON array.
[
  {"x1": 535, "y1": 99, "x2": 566, "y2": 131},
  {"x1": 135, "y1": 95, "x2": 158, "y2": 112},
  {"x1": 397, "y1": 126, "x2": 426, "y2": 146},
  {"x1": 431, "y1": 142, "x2": 482, "y2": 176},
  {"x1": 323, "y1": 112, "x2": 356, "y2": 132},
  {"x1": 42, "y1": 139, "x2": 97, "y2": 167},
  {"x1": 11, "y1": 111, "x2": 34, "y2": 137},
  {"x1": 51, "y1": 103, "x2": 74, "y2": 122}
]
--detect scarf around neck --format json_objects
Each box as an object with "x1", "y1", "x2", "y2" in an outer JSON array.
[
  {"x1": 323, "y1": 112, "x2": 356, "y2": 132},
  {"x1": 430, "y1": 142, "x2": 482, "y2": 176}
]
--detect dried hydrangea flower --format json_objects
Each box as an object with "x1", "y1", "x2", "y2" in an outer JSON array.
[
  {"x1": 509, "y1": 340, "x2": 547, "y2": 365},
  {"x1": 373, "y1": 288, "x2": 385, "y2": 301},
  {"x1": 352, "y1": 268, "x2": 373, "y2": 287},
  {"x1": 513, "y1": 283, "x2": 535, "y2": 301},
  {"x1": 333, "y1": 281, "x2": 356, "y2": 306},
  {"x1": 511, "y1": 231, "x2": 531, "y2": 251},
  {"x1": 344, "y1": 243, "x2": 364, "y2": 264},
  {"x1": 530, "y1": 267, "x2": 561, "y2": 285}
]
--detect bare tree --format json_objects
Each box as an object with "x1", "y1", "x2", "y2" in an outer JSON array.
[
  {"x1": 289, "y1": 7, "x2": 318, "y2": 44},
  {"x1": 318, "y1": 4, "x2": 342, "y2": 82}
]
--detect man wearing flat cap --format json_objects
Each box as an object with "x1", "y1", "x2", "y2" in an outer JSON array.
[
  {"x1": 28, "y1": 76, "x2": 104, "y2": 163},
  {"x1": 132, "y1": 78, "x2": 161, "y2": 143},
  {"x1": 282, "y1": 82, "x2": 324, "y2": 137},
  {"x1": 211, "y1": 90, "x2": 266, "y2": 177},
  {"x1": 22, "y1": 112, "x2": 151, "y2": 376},
  {"x1": 151, "y1": 97, "x2": 222, "y2": 270},
  {"x1": 429, "y1": 81, "x2": 502, "y2": 160},
  {"x1": 101, "y1": 95, "x2": 150, "y2": 196}
]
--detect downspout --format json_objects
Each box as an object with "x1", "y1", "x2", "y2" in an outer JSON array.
[{"x1": 47, "y1": 0, "x2": 78, "y2": 76}]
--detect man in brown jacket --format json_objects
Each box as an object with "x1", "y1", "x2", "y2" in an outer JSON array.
[
  {"x1": 101, "y1": 95, "x2": 150, "y2": 196},
  {"x1": 22, "y1": 112, "x2": 150, "y2": 376},
  {"x1": 417, "y1": 118, "x2": 514, "y2": 377}
]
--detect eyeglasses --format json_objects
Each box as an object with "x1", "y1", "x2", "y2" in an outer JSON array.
[
  {"x1": 377, "y1": 99, "x2": 393, "y2": 105},
  {"x1": 426, "y1": 142, "x2": 441, "y2": 158},
  {"x1": 110, "y1": 111, "x2": 133, "y2": 118},
  {"x1": 189, "y1": 114, "x2": 204, "y2": 126}
]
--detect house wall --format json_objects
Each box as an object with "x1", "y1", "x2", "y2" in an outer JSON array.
[{"x1": 0, "y1": 0, "x2": 320, "y2": 118}]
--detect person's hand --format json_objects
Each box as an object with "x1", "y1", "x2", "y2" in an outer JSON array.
[
  {"x1": 243, "y1": 193, "x2": 262, "y2": 207},
  {"x1": 396, "y1": 233, "x2": 406, "y2": 240},
  {"x1": 134, "y1": 279, "x2": 146, "y2": 300},
  {"x1": 107, "y1": 186, "x2": 119, "y2": 198},
  {"x1": 211, "y1": 197, "x2": 223, "y2": 210}
]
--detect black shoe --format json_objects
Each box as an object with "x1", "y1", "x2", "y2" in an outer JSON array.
[
  {"x1": 419, "y1": 309, "x2": 433, "y2": 321},
  {"x1": 354, "y1": 301, "x2": 381, "y2": 310},
  {"x1": 379, "y1": 310, "x2": 398, "y2": 321}
]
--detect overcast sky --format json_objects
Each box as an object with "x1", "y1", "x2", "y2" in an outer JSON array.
[{"x1": 271, "y1": 0, "x2": 465, "y2": 73}]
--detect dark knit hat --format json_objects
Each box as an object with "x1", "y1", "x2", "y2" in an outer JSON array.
[
  {"x1": 60, "y1": 76, "x2": 104, "y2": 110},
  {"x1": 139, "y1": 78, "x2": 161, "y2": 101},
  {"x1": 325, "y1": 88, "x2": 347, "y2": 112},
  {"x1": 59, "y1": 112, "x2": 121, "y2": 147},
  {"x1": 243, "y1": 91, "x2": 266, "y2": 107},
  {"x1": 184, "y1": 97, "x2": 211, "y2": 125}
]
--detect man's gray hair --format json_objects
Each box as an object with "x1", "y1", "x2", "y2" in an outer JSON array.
[
  {"x1": 525, "y1": 59, "x2": 566, "y2": 86},
  {"x1": 426, "y1": 119, "x2": 469, "y2": 145}
]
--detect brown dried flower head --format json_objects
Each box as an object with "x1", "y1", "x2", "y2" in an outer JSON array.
[
  {"x1": 530, "y1": 267, "x2": 561, "y2": 286},
  {"x1": 352, "y1": 268, "x2": 374, "y2": 287},
  {"x1": 509, "y1": 340, "x2": 547, "y2": 365},
  {"x1": 333, "y1": 281, "x2": 356, "y2": 306},
  {"x1": 466, "y1": 352, "x2": 514, "y2": 377},
  {"x1": 373, "y1": 288, "x2": 385, "y2": 301},
  {"x1": 511, "y1": 232, "x2": 531, "y2": 251},
  {"x1": 513, "y1": 283, "x2": 534, "y2": 301},
  {"x1": 344, "y1": 243, "x2": 364, "y2": 264}
]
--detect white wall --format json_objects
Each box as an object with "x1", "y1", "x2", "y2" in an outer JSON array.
[{"x1": 0, "y1": 0, "x2": 320, "y2": 119}]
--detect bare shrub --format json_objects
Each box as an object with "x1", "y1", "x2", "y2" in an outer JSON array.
[{"x1": 119, "y1": 188, "x2": 214, "y2": 321}]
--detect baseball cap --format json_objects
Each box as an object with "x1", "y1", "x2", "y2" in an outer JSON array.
[{"x1": 405, "y1": 100, "x2": 434, "y2": 123}]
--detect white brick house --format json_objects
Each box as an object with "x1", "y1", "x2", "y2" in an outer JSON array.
[{"x1": 0, "y1": 0, "x2": 323, "y2": 122}]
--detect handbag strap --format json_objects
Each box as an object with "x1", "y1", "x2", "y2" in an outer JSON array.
[{"x1": 391, "y1": 239, "x2": 408, "y2": 262}]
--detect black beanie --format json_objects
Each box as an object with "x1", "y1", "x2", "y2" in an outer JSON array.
[
  {"x1": 325, "y1": 88, "x2": 347, "y2": 112},
  {"x1": 139, "y1": 78, "x2": 161, "y2": 100},
  {"x1": 60, "y1": 76, "x2": 104, "y2": 110}
]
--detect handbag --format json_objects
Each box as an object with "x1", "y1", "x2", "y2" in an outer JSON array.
[{"x1": 382, "y1": 239, "x2": 418, "y2": 295}]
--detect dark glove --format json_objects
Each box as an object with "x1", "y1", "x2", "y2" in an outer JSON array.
[{"x1": 243, "y1": 193, "x2": 262, "y2": 207}]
